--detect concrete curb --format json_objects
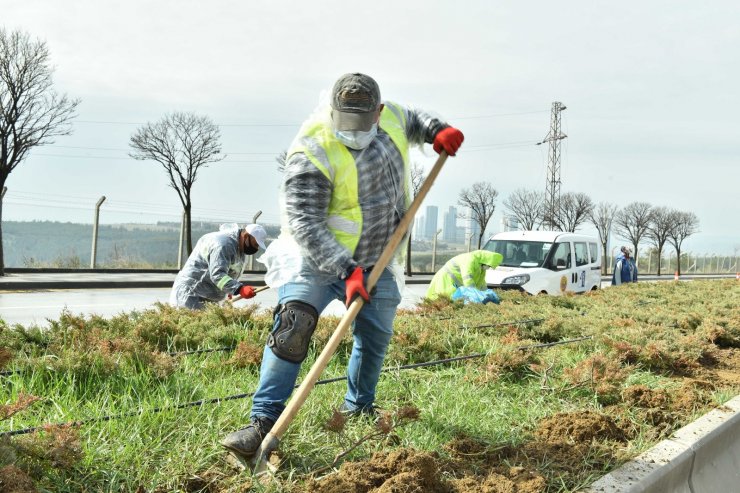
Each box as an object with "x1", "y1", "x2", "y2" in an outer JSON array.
[{"x1": 583, "y1": 395, "x2": 740, "y2": 492}]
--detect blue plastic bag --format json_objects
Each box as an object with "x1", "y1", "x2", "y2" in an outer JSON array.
[{"x1": 451, "y1": 286, "x2": 501, "y2": 304}]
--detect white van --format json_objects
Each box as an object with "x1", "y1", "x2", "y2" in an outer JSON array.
[{"x1": 483, "y1": 231, "x2": 601, "y2": 295}]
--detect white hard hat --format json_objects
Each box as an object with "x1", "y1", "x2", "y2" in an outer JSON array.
[{"x1": 244, "y1": 224, "x2": 267, "y2": 250}]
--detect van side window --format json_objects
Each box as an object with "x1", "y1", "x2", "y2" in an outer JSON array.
[
  {"x1": 588, "y1": 242, "x2": 599, "y2": 264},
  {"x1": 546, "y1": 242, "x2": 571, "y2": 271},
  {"x1": 574, "y1": 242, "x2": 589, "y2": 267}
]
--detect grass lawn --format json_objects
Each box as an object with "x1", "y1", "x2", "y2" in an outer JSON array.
[{"x1": 1, "y1": 279, "x2": 738, "y2": 492}]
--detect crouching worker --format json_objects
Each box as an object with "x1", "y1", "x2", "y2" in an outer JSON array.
[
  {"x1": 426, "y1": 250, "x2": 503, "y2": 300},
  {"x1": 220, "y1": 72, "x2": 464, "y2": 459},
  {"x1": 169, "y1": 223, "x2": 267, "y2": 309}
]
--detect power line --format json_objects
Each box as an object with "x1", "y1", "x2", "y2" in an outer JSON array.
[
  {"x1": 451, "y1": 110, "x2": 549, "y2": 120},
  {"x1": 36, "y1": 141, "x2": 537, "y2": 161},
  {"x1": 72, "y1": 109, "x2": 549, "y2": 128},
  {"x1": 29, "y1": 153, "x2": 277, "y2": 165},
  {"x1": 47, "y1": 145, "x2": 279, "y2": 156}
]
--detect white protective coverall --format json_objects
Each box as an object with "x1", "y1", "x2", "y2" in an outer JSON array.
[{"x1": 169, "y1": 224, "x2": 247, "y2": 309}]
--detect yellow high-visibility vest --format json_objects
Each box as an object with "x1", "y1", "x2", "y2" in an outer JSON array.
[{"x1": 286, "y1": 102, "x2": 410, "y2": 254}]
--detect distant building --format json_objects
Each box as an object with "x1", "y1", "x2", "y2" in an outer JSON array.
[
  {"x1": 442, "y1": 206, "x2": 458, "y2": 242},
  {"x1": 456, "y1": 225, "x2": 466, "y2": 244},
  {"x1": 423, "y1": 205, "x2": 438, "y2": 240},
  {"x1": 500, "y1": 215, "x2": 520, "y2": 232},
  {"x1": 413, "y1": 215, "x2": 423, "y2": 239},
  {"x1": 466, "y1": 209, "x2": 481, "y2": 247}
]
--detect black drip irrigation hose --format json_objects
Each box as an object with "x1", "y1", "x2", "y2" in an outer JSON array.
[
  {"x1": 167, "y1": 346, "x2": 236, "y2": 356},
  {"x1": 461, "y1": 317, "x2": 547, "y2": 330},
  {"x1": 0, "y1": 335, "x2": 593, "y2": 438}
]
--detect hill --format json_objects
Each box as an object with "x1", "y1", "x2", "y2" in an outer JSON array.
[{"x1": 1, "y1": 221, "x2": 281, "y2": 268}]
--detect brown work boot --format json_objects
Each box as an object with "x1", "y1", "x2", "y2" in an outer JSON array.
[{"x1": 220, "y1": 416, "x2": 274, "y2": 458}]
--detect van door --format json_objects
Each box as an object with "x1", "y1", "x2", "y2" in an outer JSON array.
[
  {"x1": 588, "y1": 242, "x2": 601, "y2": 290},
  {"x1": 572, "y1": 241, "x2": 591, "y2": 293},
  {"x1": 544, "y1": 241, "x2": 573, "y2": 294}
]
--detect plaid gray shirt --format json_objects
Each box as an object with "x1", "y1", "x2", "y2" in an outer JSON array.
[{"x1": 282, "y1": 102, "x2": 448, "y2": 279}]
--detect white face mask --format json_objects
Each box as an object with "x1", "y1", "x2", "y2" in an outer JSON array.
[{"x1": 334, "y1": 123, "x2": 378, "y2": 150}]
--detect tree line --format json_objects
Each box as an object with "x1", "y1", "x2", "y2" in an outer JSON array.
[{"x1": 456, "y1": 184, "x2": 699, "y2": 276}]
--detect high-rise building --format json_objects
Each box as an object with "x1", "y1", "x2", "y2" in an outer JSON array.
[
  {"x1": 443, "y1": 206, "x2": 458, "y2": 242},
  {"x1": 423, "y1": 205, "x2": 438, "y2": 240},
  {"x1": 456, "y1": 225, "x2": 466, "y2": 244},
  {"x1": 500, "y1": 215, "x2": 520, "y2": 232},
  {"x1": 466, "y1": 209, "x2": 481, "y2": 248},
  {"x1": 413, "y1": 215, "x2": 424, "y2": 239}
]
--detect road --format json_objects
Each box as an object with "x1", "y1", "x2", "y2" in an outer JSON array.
[
  {"x1": 0, "y1": 284, "x2": 435, "y2": 327},
  {"x1": 3, "y1": 277, "x2": 713, "y2": 327}
]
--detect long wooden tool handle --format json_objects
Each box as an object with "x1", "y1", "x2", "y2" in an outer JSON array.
[
  {"x1": 268, "y1": 151, "x2": 450, "y2": 440},
  {"x1": 230, "y1": 284, "x2": 270, "y2": 302}
]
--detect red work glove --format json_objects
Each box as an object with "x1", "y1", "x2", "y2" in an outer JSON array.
[
  {"x1": 238, "y1": 285, "x2": 256, "y2": 299},
  {"x1": 433, "y1": 127, "x2": 464, "y2": 156},
  {"x1": 344, "y1": 266, "x2": 370, "y2": 307}
]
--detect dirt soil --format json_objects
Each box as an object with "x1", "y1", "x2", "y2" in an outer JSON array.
[
  {"x1": 302, "y1": 448, "x2": 546, "y2": 493},
  {"x1": 302, "y1": 349, "x2": 740, "y2": 493},
  {"x1": 534, "y1": 410, "x2": 626, "y2": 443},
  {"x1": 0, "y1": 465, "x2": 38, "y2": 493}
]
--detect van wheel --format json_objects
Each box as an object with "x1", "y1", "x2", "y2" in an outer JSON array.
[
  {"x1": 539, "y1": 290, "x2": 548, "y2": 295},
  {"x1": 591, "y1": 286, "x2": 599, "y2": 291}
]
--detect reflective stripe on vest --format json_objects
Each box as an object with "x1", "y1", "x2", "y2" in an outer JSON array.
[
  {"x1": 444, "y1": 260, "x2": 464, "y2": 287},
  {"x1": 286, "y1": 102, "x2": 409, "y2": 254}
]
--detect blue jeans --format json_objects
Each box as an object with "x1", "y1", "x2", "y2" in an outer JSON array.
[{"x1": 250, "y1": 268, "x2": 401, "y2": 422}]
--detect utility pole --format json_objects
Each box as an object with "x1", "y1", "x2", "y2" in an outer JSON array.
[
  {"x1": 90, "y1": 196, "x2": 106, "y2": 268},
  {"x1": 248, "y1": 210, "x2": 262, "y2": 271},
  {"x1": 177, "y1": 211, "x2": 186, "y2": 268},
  {"x1": 538, "y1": 102, "x2": 567, "y2": 230},
  {"x1": 431, "y1": 228, "x2": 442, "y2": 272}
]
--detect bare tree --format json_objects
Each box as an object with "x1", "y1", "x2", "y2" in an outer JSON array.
[
  {"x1": 406, "y1": 161, "x2": 426, "y2": 275},
  {"x1": 458, "y1": 181, "x2": 498, "y2": 249},
  {"x1": 646, "y1": 206, "x2": 673, "y2": 276},
  {"x1": 613, "y1": 202, "x2": 653, "y2": 264},
  {"x1": 503, "y1": 188, "x2": 544, "y2": 230},
  {"x1": 589, "y1": 202, "x2": 618, "y2": 275},
  {"x1": 129, "y1": 112, "x2": 223, "y2": 254},
  {"x1": 667, "y1": 210, "x2": 699, "y2": 276},
  {"x1": 548, "y1": 192, "x2": 594, "y2": 232},
  {"x1": 0, "y1": 28, "x2": 79, "y2": 275}
]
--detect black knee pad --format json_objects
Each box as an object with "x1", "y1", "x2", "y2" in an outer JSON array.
[{"x1": 268, "y1": 301, "x2": 318, "y2": 363}]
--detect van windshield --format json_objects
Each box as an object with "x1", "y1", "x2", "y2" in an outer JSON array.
[{"x1": 483, "y1": 239, "x2": 553, "y2": 268}]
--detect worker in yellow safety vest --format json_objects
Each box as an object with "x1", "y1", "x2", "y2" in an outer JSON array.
[
  {"x1": 426, "y1": 250, "x2": 504, "y2": 300},
  {"x1": 221, "y1": 73, "x2": 464, "y2": 460}
]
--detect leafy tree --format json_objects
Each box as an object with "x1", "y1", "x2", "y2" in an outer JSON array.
[
  {"x1": 646, "y1": 206, "x2": 673, "y2": 276},
  {"x1": 458, "y1": 181, "x2": 498, "y2": 248},
  {"x1": 406, "y1": 161, "x2": 426, "y2": 275},
  {"x1": 589, "y1": 202, "x2": 618, "y2": 275},
  {"x1": 0, "y1": 28, "x2": 79, "y2": 275},
  {"x1": 614, "y1": 202, "x2": 653, "y2": 264},
  {"x1": 548, "y1": 192, "x2": 593, "y2": 232},
  {"x1": 667, "y1": 210, "x2": 699, "y2": 276},
  {"x1": 129, "y1": 112, "x2": 223, "y2": 254},
  {"x1": 503, "y1": 188, "x2": 543, "y2": 230}
]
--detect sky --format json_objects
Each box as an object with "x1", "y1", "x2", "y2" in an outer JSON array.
[{"x1": 1, "y1": 0, "x2": 739, "y2": 256}]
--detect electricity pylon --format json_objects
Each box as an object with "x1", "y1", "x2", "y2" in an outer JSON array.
[{"x1": 538, "y1": 102, "x2": 567, "y2": 230}]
